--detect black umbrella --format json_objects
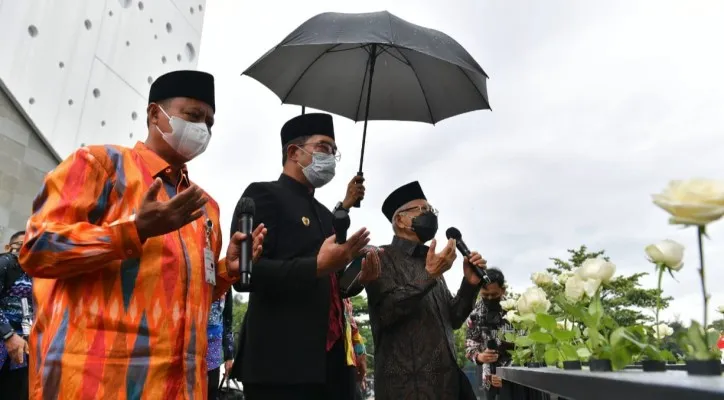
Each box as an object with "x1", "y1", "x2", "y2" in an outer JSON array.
[{"x1": 243, "y1": 10, "x2": 490, "y2": 205}]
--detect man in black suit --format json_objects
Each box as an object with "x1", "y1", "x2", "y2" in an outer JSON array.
[{"x1": 230, "y1": 113, "x2": 382, "y2": 400}]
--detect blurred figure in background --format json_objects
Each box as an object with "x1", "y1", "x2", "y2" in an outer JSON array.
[
  {"x1": 343, "y1": 297, "x2": 367, "y2": 400},
  {"x1": 0, "y1": 231, "x2": 32, "y2": 400},
  {"x1": 207, "y1": 289, "x2": 234, "y2": 400},
  {"x1": 465, "y1": 268, "x2": 515, "y2": 400}
]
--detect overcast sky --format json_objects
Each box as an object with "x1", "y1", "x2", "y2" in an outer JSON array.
[{"x1": 189, "y1": 0, "x2": 724, "y2": 325}]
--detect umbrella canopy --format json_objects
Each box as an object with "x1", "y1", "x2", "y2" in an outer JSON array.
[{"x1": 244, "y1": 10, "x2": 490, "y2": 125}]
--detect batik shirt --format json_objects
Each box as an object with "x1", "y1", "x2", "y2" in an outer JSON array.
[
  {"x1": 0, "y1": 258, "x2": 33, "y2": 370},
  {"x1": 19, "y1": 142, "x2": 236, "y2": 400},
  {"x1": 206, "y1": 291, "x2": 233, "y2": 371},
  {"x1": 465, "y1": 298, "x2": 521, "y2": 390},
  {"x1": 343, "y1": 298, "x2": 365, "y2": 367}
]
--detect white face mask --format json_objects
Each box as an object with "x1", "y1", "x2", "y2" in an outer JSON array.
[
  {"x1": 156, "y1": 106, "x2": 210, "y2": 160},
  {"x1": 297, "y1": 149, "x2": 336, "y2": 188}
]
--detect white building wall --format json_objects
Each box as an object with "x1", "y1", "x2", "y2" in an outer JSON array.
[
  {"x1": 0, "y1": 0, "x2": 207, "y2": 160},
  {"x1": 0, "y1": 0, "x2": 206, "y2": 243}
]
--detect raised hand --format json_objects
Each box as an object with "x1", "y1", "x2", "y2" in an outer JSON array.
[
  {"x1": 342, "y1": 175, "x2": 366, "y2": 209},
  {"x1": 135, "y1": 178, "x2": 208, "y2": 242},
  {"x1": 317, "y1": 228, "x2": 371, "y2": 277},
  {"x1": 358, "y1": 247, "x2": 383, "y2": 285},
  {"x1": 425, "y1": 238, "x2": 457, "y2": 278}
]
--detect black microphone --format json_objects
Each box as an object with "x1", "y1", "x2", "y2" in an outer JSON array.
[
  {"x1": 237, "y1": 197, "x2": 255, "y2": 291},
  {"x1": 332, "y1": 209, "x2": 350, "y2": 244},
  {"x1": 445, "y1": 227, "x2": 490, "y2": 286},
  {"x1": 486, "y1": 338, "x2": 499, "y2": 394}
]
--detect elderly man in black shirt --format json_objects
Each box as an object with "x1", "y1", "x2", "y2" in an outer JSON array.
[
  {"x1": 230, "y1": 113, "x2": 381, "y2": 400},
  {"x1": 366, "y1": 181, "x2": 486, "y2": 400}
]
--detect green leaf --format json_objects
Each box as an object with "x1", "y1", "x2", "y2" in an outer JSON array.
[
  {"x1": 544, "y1": 347, "x2": 560, "y2": 366},
  {"x1": 552, "y1": 329, "x2": 575, "y2": 342},
  {"x1": 504, "y1": 333, "x2": 517, "y2": 343},
  {"x1": 611, "y1": 345, "x2": 632, "y2": 371},
  {"x1": 706, "y1": 330, "x2": 720, "y2": 349},
  {"x1": 515, "y1": 336, "x2": 534, "y2": 347},
  {"x1": 529, "y1": 331, "x2": 554, "y2": 344},
  {"x1": 559, "y1": 343, "x2": 579, "y2": 361},
  {"x1": 687, "y1": 322, "x2": 709, "y2": 359},
  {"x1": 536, "y1": 313, "x2": 557, "y2": 332},
  {"x1": 576, "y1": 347, "x2": 591, "y2": 359}
]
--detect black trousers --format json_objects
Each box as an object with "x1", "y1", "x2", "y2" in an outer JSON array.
[
  {"x1": 0, "y1": 363, "x2": 29, "y2": 400},
  {"x1": 208, "y1": 367, "x2": 221, "y2": 400},
  {"x1": 244, "y1": 340, "x2": 354, "y2": 400}
]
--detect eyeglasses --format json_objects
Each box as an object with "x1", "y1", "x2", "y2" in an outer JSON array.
[
  {"x1": 302, "y1": 142, "x2": 341, "y2": 161},
  {"x1": 8, "y1": 242, "x2": 22, "y2": 252},
  {"x1": 398, "y1": 205, "x2": 438, "y2": 216}
]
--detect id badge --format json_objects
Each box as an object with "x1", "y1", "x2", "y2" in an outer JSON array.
[{"x1": 204, "y1": 248, "x2": 216, "y2": 285}]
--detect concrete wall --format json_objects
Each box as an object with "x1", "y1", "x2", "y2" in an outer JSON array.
[{"x1": 0, "y1": 86, "x2": 58, "y2": 245}]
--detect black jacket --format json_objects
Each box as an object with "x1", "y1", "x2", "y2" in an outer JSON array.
[{"x1": 229, "y1": 174, "x2": 351, "y2": 385}]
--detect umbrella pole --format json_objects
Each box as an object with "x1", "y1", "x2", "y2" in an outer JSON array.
[
  {"x1": 301, "y1": 106, "x2": 305, "y2": 115},
  {"x1": 354, "y1": 43, "x2": 377, "y2": 208}
]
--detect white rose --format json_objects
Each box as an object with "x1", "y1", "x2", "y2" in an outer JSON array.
[
  {"x1": 564, "y1": 275, "x2": 585, "y2": 302},
  {"x1": 557, "y1": 320, "x2": 574, "y2": 330},
  {"x1": 652, "y1": 179, "x2": 724, "y2": 226},
  {"x1": 582, "y1": 327, "x2": 589, "y2": 337},
  {"x1": 577, "y1": 258, "x2": 616, "y2": 283},
  {"x1": 531, "y1": 272, "x2": 553, "y2": 286},
  {"x1": 652, "y1": 323, "x2": 674, "y2": 339},
  {"x1": 645, "y1": 239, "x2": 685, "y2": 271},
  {"x1": 500, "y1": 299, "x2": 517, "y2": 311},
  {"x1": 516, "y1": 286, "x2": 551, "y2": 315},
  {"x1": 506, "y1": 310, "x2": 521, "y2": 323},
  {"x1": 557, "y1": 272, "x2": 573, "y2": 285},
  {"x1": 582, "y1": 278, "x2": 602, "y2": 298},
  {"x1": 717, "y1": 305, "x2": 724, "y2": 314}
]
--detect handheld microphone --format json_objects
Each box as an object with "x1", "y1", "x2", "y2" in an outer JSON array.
[
  {"x1": 486, "y1": 337, "x2": 499, "y2": 394},
  {"x1": 332, "y1": 209, "x2": 350, "y2": 244},
  {"x1": 445, "y1": 227, "x2": 490, "y2": 286},
  {"x1": 237, "y1": 197, "x2": 255, "y2": 291}
]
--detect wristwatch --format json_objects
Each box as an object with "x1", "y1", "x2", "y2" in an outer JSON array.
[{"x1": 333, "y1": 201, "x2": 349, "y2": 216}]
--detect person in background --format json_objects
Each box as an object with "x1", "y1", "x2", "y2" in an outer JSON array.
[
  {"x1": 0, "y1": 231, "x2": 32, "y2": 400},
  {"x1": 366, "y1": 181, "x2": 485, "y2": 400},
  {"x1": 18, "y1": 70, "x2": 265, "y2": 399},
  {"x1": 465, "y1": 268, "x2": 515, "y2": 400},
  {"x1": 207, "y1": 288, "x2": 234, "y2": 400},
  {"x1": 343, "y1": 297, "x2": 368, "y2": 400}
]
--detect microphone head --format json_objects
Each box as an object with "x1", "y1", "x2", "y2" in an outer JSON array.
[
  {"x1": 446, "y1": 227, "x2": 462, "y2": 240},
  {"x1": 333, "y1": 210, "x2": 351, "y2": 230},
  {"x1": 238, "y1": 197, "x2": 256, "y2": 215}
]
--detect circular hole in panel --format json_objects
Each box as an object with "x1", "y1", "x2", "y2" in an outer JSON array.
[
  {"x1": 126, "y1": 40, "x2": 130, "y2": 46},
  {"x1": 68, "y1": 99, "x2": 74, "y2": 106},
  {"x1": 28, "y1": 25, "x2": 38, "y2": 37},
  {"x1": 153, "y1": 34, "x2": 158, "y2": 39},
  {"x1": 161, "y1": 56, "x2": 167, "y2": 64},
  {"x1": 185, "y1": 43, "x2": 196, "y2": 62},
  {"x1": 129, "y1": 133, "x2": 134, "y2": 138},
  {"x1": 101, "y1": 121, "x2": 106, "y2": 127},
  {"x1": 189, "y1": 7, "x2": 194, "y2": 14},
  {"x1": 92, "y1": 88, "x2": 101, "y2": 98},
  {"x1": 84, "y1": 19, "x2": 92, "y2": 30},
  {"x1": 165, "y1": 22, "x2": 172, "y2": 33},
  {"x1": 147, "y1": 76, "x2": 153, "y2": 84},
  {"x1": 58, "y1": 61, "x2": 65, "y2": 68},
  {"x1": 109, "y1": 11, "x2": 114, "y2": 17},
  {"x1": 138, "y1": 1, "x2": 144, "y2": 10},
  {"x1": 199, "y1": 5, "x2": 203, "y2": 11},
  {"x1": 131, "y1": 112, "x2": 138, "y2": 120},
  {"x1": 176, "y1": 54, "x2": 182, "y2": 62},
  {"x1": 149, "y1": 18, "x2": 153, "y2": 23},
  {"x1": 118, "y1": 0, "x2": 131, "y2": 8},
  {"x1": 29, "y1": 97, "x2": 35, "y2": 105}
]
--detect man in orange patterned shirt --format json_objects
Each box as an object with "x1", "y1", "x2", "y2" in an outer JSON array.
[{"x1": 19, "y1": 70, "x2": 265, "y2": 400}]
